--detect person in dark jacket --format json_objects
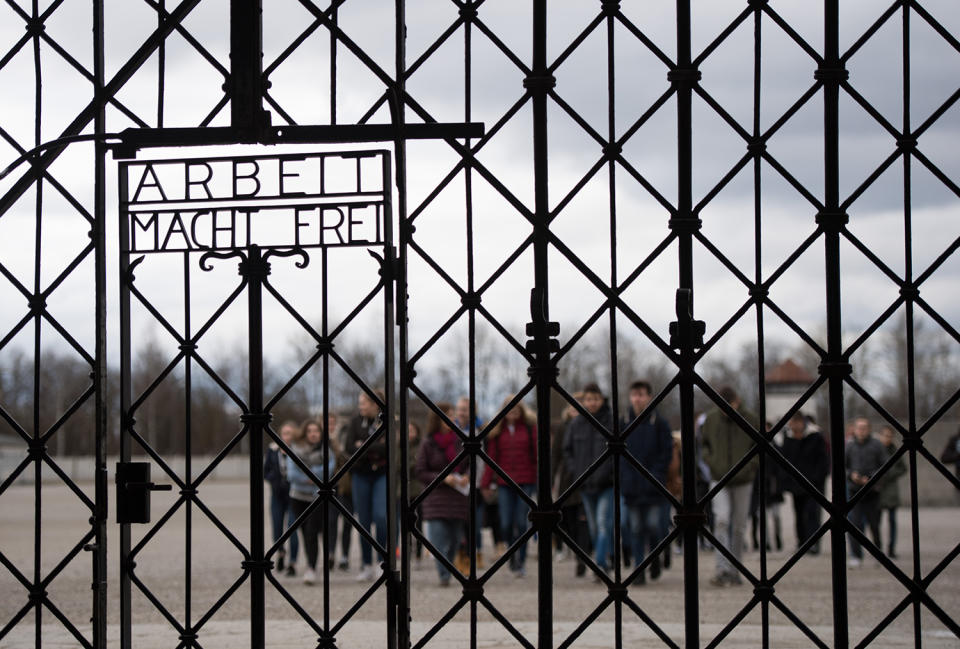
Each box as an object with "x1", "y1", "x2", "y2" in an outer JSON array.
[
  {"x1": 415, "y1": 403, "x2": 469, "y2": 586},
  {"x1": 553, "y1": 393, "x2": 593, "y2": 577},
  {"x1": 481, "y1": 397, "x2": 537, "y2": 577},
  {"x1": 264, "y1": 420, "x2": 299, "y2": 575},
  {"x1": 342, "y1": 390, "x2": 387, "y2": 581},
  {"x1": 846, "y1": 417, "x2": 887, "y2": 566},
  {"x1": 939, "y1": 427, "x2": 960, "y2": 505},
  {"x1": 621, "y1": 380, "x2": 673, "y2": 584},
  {"x1": 701, "y1": 386, "x2": 760, "y2": 586},
  {"x1": 877, "y1": 426, "x2": 907, "y2": 558},
  {"x1": 286, "y1": 419, "x2": 339, "y2": 585},
  {"x1": 562, "y1": 383, "x2": 615, "y2": 577},
  {"x1": 781, "y1": 412, "x2": 829, "y2": 553}
]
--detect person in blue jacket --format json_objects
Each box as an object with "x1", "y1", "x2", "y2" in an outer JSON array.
[{"x1": 621, "y1": 380, "x2": 673, "y2": 584}]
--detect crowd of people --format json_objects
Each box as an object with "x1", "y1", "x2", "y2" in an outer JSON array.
[{"x1": 263, "y1": 381, "x2": 942, "y2": 589}]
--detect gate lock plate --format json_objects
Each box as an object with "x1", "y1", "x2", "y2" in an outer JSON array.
[{"x1": 115, "y1": 462, "x2": 172, "y2": 524}]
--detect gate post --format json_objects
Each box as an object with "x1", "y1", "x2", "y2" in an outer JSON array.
[{"x1": 240, "y1": 245, "x2": 271, "y2": 649}]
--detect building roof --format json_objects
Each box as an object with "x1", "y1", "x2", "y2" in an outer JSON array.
[{"x1": 766, "y1": 358, "x2": 814, "y2": 385}]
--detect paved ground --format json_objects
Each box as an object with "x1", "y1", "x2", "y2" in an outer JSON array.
[{"x1": 2, "y1": 481, "x2": 959, "y2": 647}]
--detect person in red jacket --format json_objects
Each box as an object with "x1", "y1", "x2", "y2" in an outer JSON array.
[{"x1": 481, "y1": 397, "x2": 537, "y2": 577}]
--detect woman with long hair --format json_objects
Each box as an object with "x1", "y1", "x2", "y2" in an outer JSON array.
[
  {"x1": 415, "y1": 403, "x2": 469, "y2": 586},
  {"x1": 286, "y1": 419, "x2": 339, "y2": 585},
  {"x1": 481, "y1": 397, "x2": 537, "y2": 577}
]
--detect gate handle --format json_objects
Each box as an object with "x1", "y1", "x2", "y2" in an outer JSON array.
[{"x1": 124, "y1": 481, "x2": 172, "y2": 492}]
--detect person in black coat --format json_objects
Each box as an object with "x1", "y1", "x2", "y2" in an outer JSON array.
[
  {"x1": 620, "y1": 381, "x2": 672, "y2": 583},
  {"x1": 781, "y1": 412, "x2": 829, "y2": 554},
  {"x1": 562, "y1": 383, "x2": 615, "y2": 576}
]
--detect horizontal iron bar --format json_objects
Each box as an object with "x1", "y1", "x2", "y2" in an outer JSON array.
[{"x1": 114, "y1": 123, "x2": 485, "y2": 156}]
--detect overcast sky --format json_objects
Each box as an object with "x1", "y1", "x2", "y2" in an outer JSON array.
[{"x1": 0, "y1": 0, "x2": 958, "y2": 404}]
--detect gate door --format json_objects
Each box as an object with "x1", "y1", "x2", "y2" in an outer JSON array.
[{"x1": 117, "y1": 150, "x2": 398, "y2": 648}]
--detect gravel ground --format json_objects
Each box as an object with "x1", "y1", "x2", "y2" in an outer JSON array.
[{"x1": 2, "y1": 481, "x2": 958, "y2": 648}]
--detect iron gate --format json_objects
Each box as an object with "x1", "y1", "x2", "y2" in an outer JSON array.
[{"x1": 0, "y1": 1, "x2": 959, "y2": 648}]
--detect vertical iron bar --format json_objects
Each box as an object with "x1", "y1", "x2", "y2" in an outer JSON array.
[
  {"x1": 92, "y1": 0, "x2": 108, "y2": 646},
  {"x1": 118, "y1": 167, "x2": 133, "y2": 649},
  {"x1": 463, "y1": 7, "x2": 479, "y2": 649},
  {"x1": 530, "y1": 2, "x2": 555, "y2": 648},
  {"x1": 183, "y1": 253, "x2": 193, "y2": 639},
  {"x1": 604, "y1": 7, "x2": 622, "y2": 647},
  {"x1": 31, "y1": 0, "x2": 42, "y2": 643},
  {"x1": 230, "y1": 0, "x2": 265, "y2": 137},
  {"x1": 821, "y1": 2, "x2": 849, "y2": 646},
  {"x1": 384, "y1": 154, "x2": 399, "y2": 649},
  {"x1": 674, "y1": 2, "x2": 700, "y2": 648},
  {"x1": 394, "y1": 3, "x2": 412, "y2": 647},
  {"x1": 901, "y1": 5, "x2": 922, "y2": 645},
  {"x1": 245, "y1": 245, "x2": 267, "y2": 649}
]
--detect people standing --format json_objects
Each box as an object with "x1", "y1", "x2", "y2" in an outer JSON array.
[
  {"x1": 264, "y1": 420, "x2": 300, "y2": 576},
  {"x1": 562, "y1": 383, "x2": 615, "y2": 580},
  {"x1": 846, "y1": 417, "x2": 886, "y2": 566},
  {"x1": 750, "y1": 422, "x2": 784, "y2": 553},
  {"x1": 286, "y1": 419, "x2": 339, "y2": 585},
  {"x1": 415, "y1": 403, "x2": 469, "y2": 586},
  {"x1": 780, "y1": 411, "x2": 829, "y2": 553},
  {"x1": 343, "y1": 390, "x2": 387, "y2": 581},
  {"x1": 939, "y1": 427, "x2": 960, "y2": 505},
  {"x1": 481, "y1": 397, "x2": 537, "y2": 577},
  {"x1": 877, "y1": 425, "x2": 907, "y2": 559},
  {"x1": 701, "y1": 386, "x2": 760, "y2": 587},
  {"x1": 553, "y1": 393, "x2": 592, "y2": 577},
  {"x1": 620, "y1": 380, "x2": 673, "y2": 584},
  {"x1": 408, "y1": 420, "x2": 425, "y2": 568},
  {"x1": 453, "y1": 396, "x2": 486, "y2": 571}
]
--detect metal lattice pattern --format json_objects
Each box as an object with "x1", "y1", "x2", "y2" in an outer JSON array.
[{"x1": 0, "y1": 1, "x2": 958, "y2": 648}]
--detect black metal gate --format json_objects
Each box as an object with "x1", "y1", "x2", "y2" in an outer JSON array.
[{"x1": 1, "y1": 1, "x2": 959, "y2": 648}]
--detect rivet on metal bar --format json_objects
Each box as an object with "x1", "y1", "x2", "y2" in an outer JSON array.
[
  {"x1": 817, "y1": 361, "x2": 852, "y2": 379},
  {"x1": 241, "y1": 559, "x2": 274, "y2": 571},
  {"x1": 667, "y1": 67, "x2": 702, "y2": 87},
  {"x1": 179, "y1": 631, "x2": 198, "y2": 643},
  {"x1": 899, "y1": 284, "x2": 919, "y2": 301},
  {"x1": 527, "y1": 509, "x2": 562, "y2": 534},
  {"x1": 749, "y1": 285, "x2": 769, "y2": 301},
  {"x1": 27, "y1": 440, "x2": 47, "y2": 460},
  {"x1": 24, "y1": 18, "x2": 45, "y2": 36},
  {"x1": 526, "y1": 358, "x2": 560, "y2": 379},
  {"x1": 238, "y1": 257, "x2": 271, "y2": 280},
  {"x1": 523, "y1": 74, "x2": 557, "y2": 93},
  {"x1": 178, "y1": 341, "x2": 197, "y2": 353},
  {"x1": 900, "y1": 436, "x2": 923, "y2": 452},
  {"x1": 897, "y1": 136, "x2": 918, "y2": 152},
  {"x1": 27, "y1": 588, "x2": 47, "y2": 605},
  {"x1": 459, "y1": 5, "x2": 478, "y2": 20},
  {"x1": 748, "y1": 0, "x2": 769, "y2": 8},
  {"x1": 815, "y1": 209, "x2": 849, "y2": 229},
  {"x1": 667, "y1": 214, "x2": 703, "y2": 235},
  {"x1": 602, "y1": 142, "x2": 622, "y2": 159},
  {"x1": 754, "y1": 584, "x2": 775, "y2": 602},
  {"x1": 27, "y1": 294, "x2": 47, "y2": 314},
  {"x1": 240, "y1": 413, "x2": 273, "y2": 426},
  {"x1": 673, "y1": 510, "x2": 707, "y2": 530},
  {"x1": 179, "y1": 487, "x2": 198, "y2": 497},
  {"x1": 462, "y1": 439, "x2": 483, "y2": 455},
  {"x1": 461, "y1": 292, "x2": 482, "y2": 309},
  {"x1": 462, "y1": 578, "x2": 484, "y2": 601},
  {"x1": 607, "y1": 584, "x2": 628, "y2": 602},
  {"x1": 747, "y1": 139, "x2": 767, "y2": 155},
  {"x1": 316, "y1": 338, "x2": 335, "y2": 354},
  {"x1": 814, "y1": 66, "x2": 849, "y2": 83},
  {"x1": 606, "y1": 439, "x2": 626, "y2": 454},
  {"x1": 600, "y1": 0, "x2": 621, "y2": 17},
  {"x1": 315, "y1": 486, "x2": 337, "y2": 499},
  {"x1": 317, "y1": 630, "x2": 338, "y2": 649}
]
